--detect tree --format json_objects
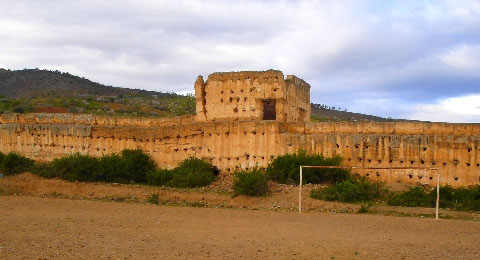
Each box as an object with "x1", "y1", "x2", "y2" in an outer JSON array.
[{"x1": 167, "y1": 93, "x2": 196, "y2": 116}]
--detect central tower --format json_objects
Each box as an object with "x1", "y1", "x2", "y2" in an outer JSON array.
[{"x1": 194, "y1": 70, "x2": 311, "y2": 122}]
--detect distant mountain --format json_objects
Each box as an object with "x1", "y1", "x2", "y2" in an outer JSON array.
[
  {"x1": 0, "y1": 68, "x2": 409, "y2": 121},
  {"x1": 311, "y1": 104, "x2": 390, "y2": 122},
  {"x1": 0, "y1": 68, "x2": 169, "y2": 98}
]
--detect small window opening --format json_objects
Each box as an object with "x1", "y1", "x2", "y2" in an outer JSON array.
[{"x1": 262, "y1": 99, "x2": 276, "y2": 120}]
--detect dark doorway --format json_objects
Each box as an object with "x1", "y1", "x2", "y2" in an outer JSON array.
[{"x1": 262, "y1": 99, "x2": 276, "y2": 120}]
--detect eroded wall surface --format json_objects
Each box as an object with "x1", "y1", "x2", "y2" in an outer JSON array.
[
  {"x1": 195, "y1": 70, "x2": 311, "y2": 122},
  {"x1": 0, "y1": 113, "x2": 479, "y2": 187}
]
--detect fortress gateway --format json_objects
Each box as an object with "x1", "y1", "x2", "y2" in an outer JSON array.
[{"x1": 0, "y1": 70, "x2": 479, "y2": 186}]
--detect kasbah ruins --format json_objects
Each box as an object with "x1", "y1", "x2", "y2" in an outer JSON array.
[{"x1": 0, "y1": 69, "x2": 479, "y2": 187}]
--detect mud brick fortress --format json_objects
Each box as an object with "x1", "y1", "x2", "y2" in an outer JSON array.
[{"x1": 0, "y1": 70, "x2": 479, "y2": 186}]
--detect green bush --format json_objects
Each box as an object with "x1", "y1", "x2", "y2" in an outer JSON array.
[
  {"x1": 97, "y1": 154, "x2": 124, "y2": 182},
  {"x1": 49, "y1": 153, "x2": 100, "y2": 182},
  {"x1": 386, "y1": 185, "x2": 480, "y2": 211},
  {"x1": 310, "y1": 177, "x2": 383, "y2": 203},
  {"x1": 441, "y1": 185, "x2": 480, "y2": 211},
  {"x1": 168, "y1": 157, "x2": 218, "y2": 188},
  {"x1": 146, "y1": 169, "x2": 173, "y2": 186},
  {"x1": 1, "y1": 152, "x2": 34, "y2": 175},
  {"x1": 387, "y1": 186, "x2": 432, "y2": 207},
  {"x1": 118, "y1": 149, "x2": 156, "y2": 183},
  {"x1": 233, "y1": 167, "x2": 269, "y2": 197},
  {"x1": 31, "y1": 162, "x2": 56, "y2": 178},
  {"x1": 357, "y1": 203, "x2": 370, "y2": 213},
  {"x1": 147, "y1": 193, "x2": 160, "y2": 204},
  {"x1": 31, "y1": 149, "x2": 157, "y2": 184},
  {"x1": 266, "y1": 150, "x2": 349, "y2": 185},
  {"x1": 0, "y1": 151, "x2": 5, "y2": 164}
]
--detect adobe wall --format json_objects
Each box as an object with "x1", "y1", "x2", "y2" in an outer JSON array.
[{"x1": 0, "y1": 113, "x2": 479, "y2": 187}]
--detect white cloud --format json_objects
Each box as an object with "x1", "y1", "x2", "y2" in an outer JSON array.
[
  {"x1": 0, "y1": 0, "x2": 479, "y2": 122},
  {"x1": 440, "y1": 44, "x2": 480, "y2": 72},
  {"x1": 408, "y1": 95, "x2": 480, "y2": 123}
]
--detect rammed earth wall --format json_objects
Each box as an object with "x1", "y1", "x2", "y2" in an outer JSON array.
[{"x1": 0, "y1": 113, "x2": 479, "y2": 187}]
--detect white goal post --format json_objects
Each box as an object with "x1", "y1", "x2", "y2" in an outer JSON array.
[{"x1": 298, "y1": 166, "x2": 441, "y2": 219}]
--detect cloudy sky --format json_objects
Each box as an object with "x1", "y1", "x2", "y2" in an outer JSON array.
[{"x1": 1, "y1": 0, "x2": 479, "y2": 122}]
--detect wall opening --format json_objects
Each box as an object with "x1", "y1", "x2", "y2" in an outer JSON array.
[{"x1": 262, "y1": 99, "x2": 276, "y2": 120}]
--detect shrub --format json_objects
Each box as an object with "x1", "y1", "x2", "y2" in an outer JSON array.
[
  {"x1": 310, "y1": 177, "x2": 383, "y2": 203},
  {"x1": 429, "y1": 185, "x2": 480, "y2": 211},
  {"x1": 357, "y1": 203, "x2": 370, "y2": 213},
  {"x1": 146, "y1": 169, "x2": 173, "y2": 186},
  {"x1": 31, "y1": 149, "x2": 158, "y2": 184},
  {"x1": 147, "y1": 193, "x2": 160, "y2": 204},
  {"x1": 31, "y1": 162, "x2": 56, "y2": 178},
  {"x1": 49, "y1": 153, "x2": 100, "y2": 182},
  {"x1": 387, "y1": 186, "x2": 431, "y2": 207},
  {"x1": 97, "y1": 154, "x2": 124, "y2": 182},
  {"x1": 0, "y1": 151, "x2": 5, "y2": 164},
  {"x1": 1, "y1": 152, "x2": 34, "y2": 175},
  {"x1": 266, "y1": 150, "x2": 349, "y2": 185},
  {"x1": 233, "y1": 167, "x2": 269, "y2": 197},
  {"x1": 118, "y1": 149, "x2": 156, "y2": 183},
  {"x1": 168, "y1": 157, "x2": 218, "y2": 188},
  {"x1": 387, "y1": 185, "x2": 480, "y2": 211}
]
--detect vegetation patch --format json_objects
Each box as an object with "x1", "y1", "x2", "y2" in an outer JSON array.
[
  {"x1": 151, "y1": 157, "x2": 218, "y2": 188},
  {"x1": 32, "y1": 149, "x2": 155, "y2": 184},
  {"x1": 310, "y1": 177, "x2": 383, "y2": 203},
  {"x1": 388, "y1": 185, "x2": 480, "y2": 211},
  {"x1": 233, "y1": 167, "x2": 269, "y2": 197},
  {"x1": 387, "y1": 186, "x2": 431, "y2": 207},
  {"x1": 0, "y1": 152, "x2": 34, "y2": 176},
  {"x1": 266, "y1": 150, "x2": 350, "y2": 184},
  {"x1": 147, "y1": 193, "x2": 160, "y2": 204}
]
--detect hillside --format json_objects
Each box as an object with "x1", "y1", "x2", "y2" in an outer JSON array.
[
  {"x1": 311, "y1": 104, "x2": 393, "y2": 122},
  {"x1": 0, "y1": 68, "x2": 403, "y2": 121},
  {"x1": 0, "y1": 68, "x2": 167, "y2": 98}
]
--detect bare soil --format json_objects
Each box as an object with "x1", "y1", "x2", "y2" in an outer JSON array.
[
  {"x1": 1, "y1": 174, "x2": 480, "y2": 259},
  {"x1": 1, "y1": 196, "x2": 480, "y2": 260}
]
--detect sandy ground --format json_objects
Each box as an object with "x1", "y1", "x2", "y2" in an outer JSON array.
[
  {"x1": 0, "y1": 196, "x2": 479, "y2": 260},
  {"x1": 1, "y1": 173, "x2": 478, "y2": 220}
]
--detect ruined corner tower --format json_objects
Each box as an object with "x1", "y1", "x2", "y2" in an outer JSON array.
[{"x1": 194, "y1": 70, "x2": 311, "y2": 122}]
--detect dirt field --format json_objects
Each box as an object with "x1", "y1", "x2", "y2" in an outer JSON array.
[
  {"x1": 1, "y1": 173, "x2": 478, "y2": 220},
  {"x1": 1, "y1": 174, "x2": 480, "y2": 259},
  {"x1": 0, "y1": 196, "x2": 479, "y2": 260}
]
